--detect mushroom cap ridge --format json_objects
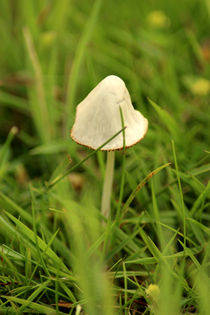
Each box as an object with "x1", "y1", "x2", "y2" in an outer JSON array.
[{"x1": 71, "y1": 75, "x2": 148, "y2": 151}]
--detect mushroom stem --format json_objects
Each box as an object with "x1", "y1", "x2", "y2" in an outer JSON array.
[{"x1": 101, "y1": 151, "x2": 115, "y2": 219}]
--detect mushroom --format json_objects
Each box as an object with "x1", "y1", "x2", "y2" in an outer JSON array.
[{"x1": 71, "y1": 75, "x2": 148, "y2": 219}]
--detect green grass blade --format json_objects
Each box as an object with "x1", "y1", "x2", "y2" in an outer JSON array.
[
  {"x1": 66, "y1": 0, "x2": 103, "y2": 129},
  {"x1": 4, "y1": 211, "x2": 67, "y2": 270},
  {"x1": 121, "y1": 163, "x2": 171, "y2": 218},
  {"x1": 1, "y1": 295, "x2": 62, "y2": 314}
]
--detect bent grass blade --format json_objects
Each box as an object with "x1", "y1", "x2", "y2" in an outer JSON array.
[{"x1": 121, "y1": 162, "x2": 171, "y2": 219}]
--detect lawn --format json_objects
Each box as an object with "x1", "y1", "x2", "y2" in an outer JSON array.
[{"x1": 0, "y1": 0, "x2": 210, "y2": 314}]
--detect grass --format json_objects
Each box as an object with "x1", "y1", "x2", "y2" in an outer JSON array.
[{"x1": 0, "y1": 0, "x2": 210, "y2": 314}]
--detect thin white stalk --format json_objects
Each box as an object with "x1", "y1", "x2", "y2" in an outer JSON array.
[{"x1": 101, "y1": 151, "x2": 115, "y2": 219}]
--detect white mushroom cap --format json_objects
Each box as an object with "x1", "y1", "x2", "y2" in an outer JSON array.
[{"x1": 71, "y1": 75, "x2": 148, "y2": 151}]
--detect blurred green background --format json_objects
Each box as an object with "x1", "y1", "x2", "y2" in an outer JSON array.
[{"x1": 1, "y1": 0, "x2": 209, "y2": 158}]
